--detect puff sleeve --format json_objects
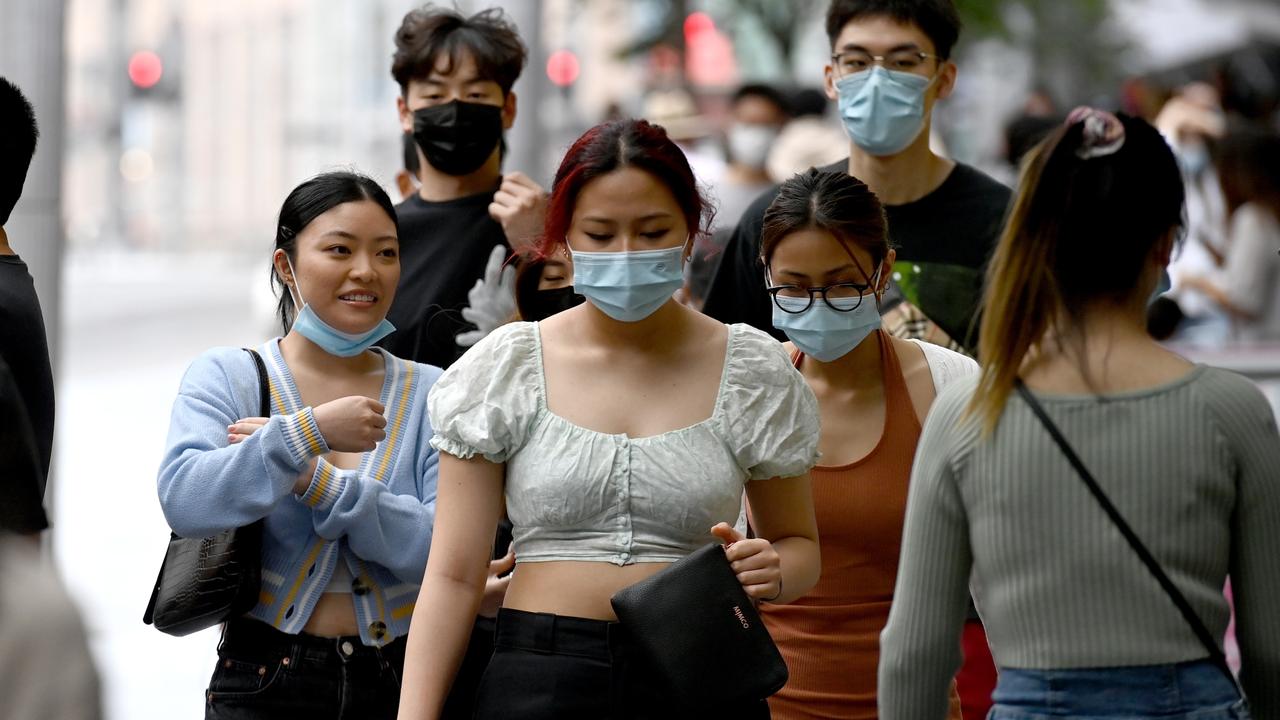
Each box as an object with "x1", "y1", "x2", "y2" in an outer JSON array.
[
  {"x1": 720, "y1": 325, "x2": 821, "y2": 480},
  {"x1": 427, "y1": 322, "x2": 540, "y2": 464}
]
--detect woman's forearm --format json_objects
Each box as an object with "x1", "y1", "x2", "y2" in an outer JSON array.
[
  {"x1": 770, "y1": 535, "x2": 820, "y2": 604},
  {"x1": 396, "y1": 573, "x2": 486, "y2": 720}
]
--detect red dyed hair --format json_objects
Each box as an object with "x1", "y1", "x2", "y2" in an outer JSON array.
[{"x1": 538, "y1": 118, "x2": 713, "y2": 257}]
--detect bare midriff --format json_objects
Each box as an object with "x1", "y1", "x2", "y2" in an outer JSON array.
[
  {"x1": 301, "y1": 593, "x2": 360, "y2": 637},
  {"x1": 502, "y1": 560, "x2": 674, "y2": 621}
]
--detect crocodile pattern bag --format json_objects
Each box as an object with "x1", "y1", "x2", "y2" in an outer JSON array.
[
  {"x1": 610, "y1": 542, "x2": 789, "y2": 708},
  {"x1": 143, "y1": 348, "x2": 268, "y2": 636}
]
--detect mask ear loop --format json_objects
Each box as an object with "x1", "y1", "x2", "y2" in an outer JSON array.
[
  {"x1": 870, "y1": 262, "x2": 888, "y2": 304},
  {"x1": 282, "y1": 253, "x2": 306, "y2": 309}
]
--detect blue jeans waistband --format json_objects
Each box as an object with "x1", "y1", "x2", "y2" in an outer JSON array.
[{"x1": 994, "y1": 659, "x2": 1243, "y2": 717}]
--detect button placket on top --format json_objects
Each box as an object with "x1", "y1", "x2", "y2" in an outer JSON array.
[{"x1": 615, "y1": 437, "x2": 635, "y2": 564}]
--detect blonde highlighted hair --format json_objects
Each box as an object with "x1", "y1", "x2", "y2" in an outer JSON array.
[{"x1": 967, "y1": 112, "x2": 1185, "y2": 433}]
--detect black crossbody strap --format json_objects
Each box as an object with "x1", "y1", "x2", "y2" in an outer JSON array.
[
  {"x1": 1014, "y1": 379, "x2": 1243, "y2": 697},
  {"x1": 244, "y1": 348, "x2": 271, "y2": 418}
]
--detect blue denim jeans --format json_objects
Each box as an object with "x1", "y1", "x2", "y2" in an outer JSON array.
[{"x1": 990, "y1": 660, "x2": 1248, "y2": 720}]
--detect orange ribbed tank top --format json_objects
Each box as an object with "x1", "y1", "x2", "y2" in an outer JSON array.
[{"x1": 761, "y1": 331, "x2": 960, "y2": 719}]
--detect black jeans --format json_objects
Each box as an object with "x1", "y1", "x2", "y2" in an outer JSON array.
[
  {"x1": 440, "y1": 615, "x2": 496, "y2": 720},
  {"x1": 473, "y1": 608, "x2": 771, "y2": 720},
  {"x1": 204, "y1": 618, "x2": 404, "y2": 720}
]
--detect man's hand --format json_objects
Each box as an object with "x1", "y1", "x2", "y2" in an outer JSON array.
[
  {"x1": 488, "y1": 171, "x2": 547, "y2": 251},
  {"x1": 457, "y1": 245, "x2": 517, "y2": 347}
]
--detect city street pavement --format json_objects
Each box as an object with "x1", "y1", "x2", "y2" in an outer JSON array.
[{"x1": 51, "y1": 250, "x2": 272, "y2": 720}]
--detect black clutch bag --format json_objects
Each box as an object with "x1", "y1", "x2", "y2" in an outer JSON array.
[
  {"x1": 143, "y1": 348, "x2": 269, "y2": 637},
  {"x1": 610, "y1": 542, "x2": 788, "y2": 707}
]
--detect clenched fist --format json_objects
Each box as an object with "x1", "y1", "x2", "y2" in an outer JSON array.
[{"x1": 313, "y1": 396, "x2": 388, "y2": 452}]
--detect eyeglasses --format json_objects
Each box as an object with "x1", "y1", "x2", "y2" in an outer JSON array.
[
  {"x1": 831, "y1": 49, "x2": 940, "y2": 77},
  {"x1": 766, "y1": 281, "x2": 876, "y2": 314}
]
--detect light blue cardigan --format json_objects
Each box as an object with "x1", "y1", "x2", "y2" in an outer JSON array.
[{"x1": 157, "y1": 340, "x2": 441, "y2": 646}]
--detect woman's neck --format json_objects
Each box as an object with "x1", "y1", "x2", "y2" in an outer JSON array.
[
  {"x1": 279, "y1": 331, "x2": 381, "y2": 376},
  {"x1": 573, "y1": 300, "x2": 695, "y2": 352},
  {"x1": 1023, "y1": 298, "x2": 1185, "y2": 394},
  {"x1": 798, "y1": 330, "x2": 883, "y2": 392}
]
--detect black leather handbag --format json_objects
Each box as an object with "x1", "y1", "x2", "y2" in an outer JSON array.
[
  {"x1": 610, "y1": 542, "x2": 789, "y2": 708},
  {"x1": 143, "y1": 348, "x2": 269, "y2": 637}
]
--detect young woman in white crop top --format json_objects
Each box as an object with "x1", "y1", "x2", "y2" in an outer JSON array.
[{"x1": 396, "y1": 120, "x2": 822, "y2": 720}]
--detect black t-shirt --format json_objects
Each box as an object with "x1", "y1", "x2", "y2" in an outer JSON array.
[
  {"x1": 379, "y1": 190, "x2": 510, "y2": 369},
  {"x1": 0, "y1": 254, "x2": 54, "y2": 486},
  {"x1": 702, "y1": 160, "x2": 1012, "y2": 352},
  {"x1": 0, "y1": 353, "x2": 48, "y2": 533}
]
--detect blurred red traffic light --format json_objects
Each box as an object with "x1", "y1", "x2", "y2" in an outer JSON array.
[
  {"x1": 128, "y1": 50, "x2": 163, "y2": 89},
  {"x1": 547, "y1": 49, "x2": 580, "y2": 88}
]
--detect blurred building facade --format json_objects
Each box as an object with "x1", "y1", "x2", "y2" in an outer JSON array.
[{"x1": 55, "y1": 0, "x2": 1280, "y2": 254}]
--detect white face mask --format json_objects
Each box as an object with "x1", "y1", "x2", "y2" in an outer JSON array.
[{"x1": 727, "y1": 123, "x2": 780, "y2": 169}]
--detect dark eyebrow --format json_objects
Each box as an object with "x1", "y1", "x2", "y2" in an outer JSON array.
[
  {"x1": 775, "y1": 270, "x2": 812, "y2": 282},
  {"x1": 423, "y1": 74, "x2": 489, "y2": 86},
  {"x1": 837, "y1": 42, "x2": 922, "y2": 54},
  {"x1": 823, "y1": 264, "x2": 860, "y2": 278},
  {"x1": 580, "y1": 212, "x2": 675, "y2": 223},
  {"x1": 320, "y1": 230, "x2": 398, "y2": 243}
]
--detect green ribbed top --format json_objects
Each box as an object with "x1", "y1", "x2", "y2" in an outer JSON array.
[{"x1": 879, "y1": 366, "x2": 1280, "y2": 718}]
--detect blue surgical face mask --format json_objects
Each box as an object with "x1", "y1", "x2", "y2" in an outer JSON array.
[
  {"x1": 1176, "y1": 142, "x2": 1209, "y2": 176},
  {"x1": 836, "y1": 66, "x2": 933, "y2": 157},
  {"x1": 771, "y1": 281, "x2": 882, "y2": 362},
  {"x1": 285, "y1": 257, "x2": 395, "y2": 357},
  {"x1": 569, "y1": 244, "x2": 685, "y2": 322},
  {"x1": 1149, "y1": 267, "x2": 1172, "y2": 307}
]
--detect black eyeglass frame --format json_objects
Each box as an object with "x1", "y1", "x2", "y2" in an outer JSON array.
[
  {"x1": 765, "y1": 280, "x2": 880, "y2": 314},
  {"x1": 830, "y1": 49, "x2": 942, "y2": 78}
]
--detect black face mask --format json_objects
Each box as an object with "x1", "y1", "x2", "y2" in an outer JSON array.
[
  {"x1": 412, "y1": 100, "x2": 503, "y2": 177},
  {"x1": 518, "y1": 286, "x2": 584, "y2": 322}
]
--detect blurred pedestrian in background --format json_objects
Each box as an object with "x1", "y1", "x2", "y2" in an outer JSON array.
[
  {"x1": 0, "y1": 77, "x2": 54, "y2": 537},
  {"x1": 685, "y1": 84, "x2": 791, "y2": 308},
  {"x1": 1177, "y1": 128, "x2": 1280, "y2": 344},
  {"x1": 766, "y1": 88, "x2": 849, "y2": 184},
  {"x1": 716, "y1": 83, "x2": 791, "y2": 230},
  {"x1": 0, "y1": 536, "x2": 102, "y2": 720},
  {"x1": 1159, "y1": 83, "x2": 1231, "y2": 345}
]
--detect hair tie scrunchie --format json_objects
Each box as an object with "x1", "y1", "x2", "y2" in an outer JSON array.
[{"x1": 1066, "y1": 106, "x2": 1125, "y2": 159}]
